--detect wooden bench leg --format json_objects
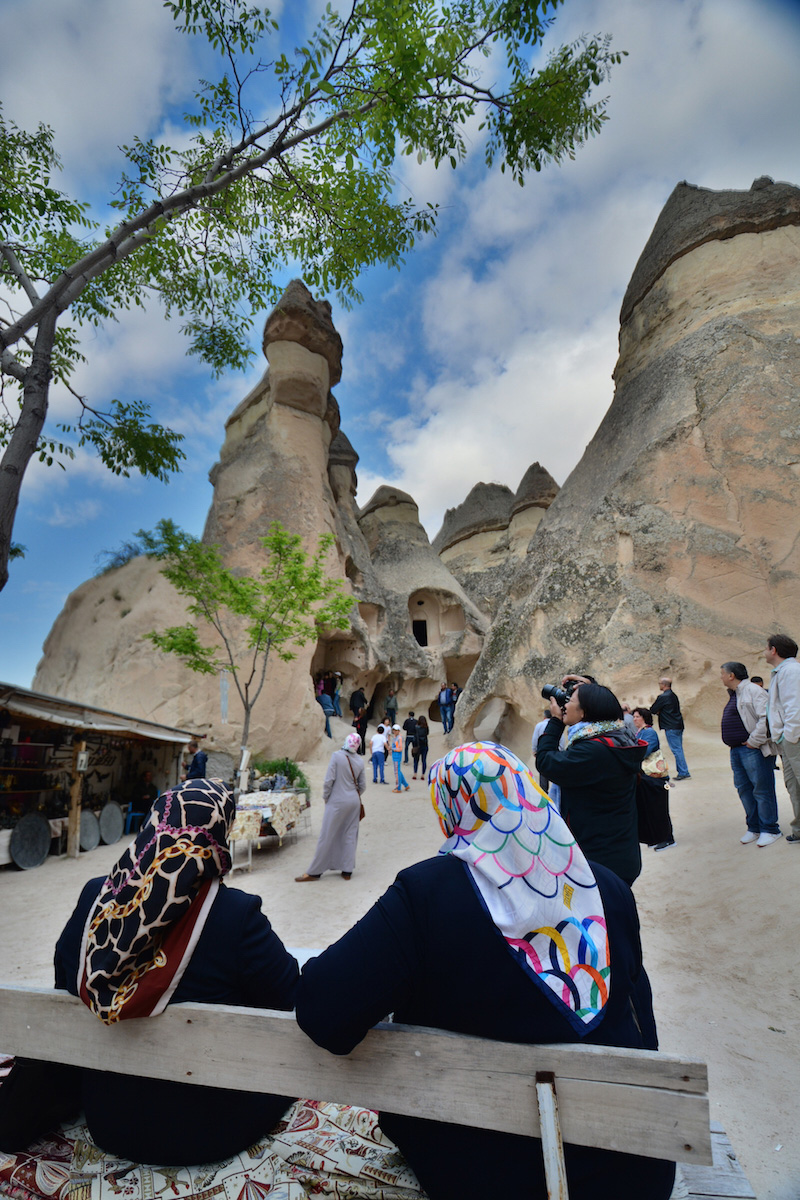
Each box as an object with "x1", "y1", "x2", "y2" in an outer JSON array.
[{"x1": 536, "y1": 1072, "x2": 569, "y2": 1199}]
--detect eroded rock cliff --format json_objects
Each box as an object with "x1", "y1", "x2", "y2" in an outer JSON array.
[{"x1": 459, "y1": 178, "x2": 800, "y2": 756}]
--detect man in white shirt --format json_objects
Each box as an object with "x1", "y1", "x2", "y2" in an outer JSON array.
[
  {"x1": 765, "y1": 632, "x2": 800, "y2": 843},
  {"x1": 370, "y1": 725, "x2": 388, "y2": 785}
]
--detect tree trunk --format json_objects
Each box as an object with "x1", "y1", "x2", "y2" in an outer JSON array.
[
  {"x1": 0, "y1": 309, "x2": 57, "y2": 592},
  {"x1": 233, "y1": 705, "x2": 253, "y2": 803}
]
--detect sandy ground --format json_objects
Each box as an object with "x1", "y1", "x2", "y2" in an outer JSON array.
[{"x1": 1, "y1": 716, "x2": 798, "y2": 1200}]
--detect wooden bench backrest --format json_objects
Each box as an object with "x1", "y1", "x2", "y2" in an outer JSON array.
[{"x1": 0, "y1": 985, "x2": 712, "y2": 1167}]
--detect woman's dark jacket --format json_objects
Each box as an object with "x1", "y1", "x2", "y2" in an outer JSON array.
[
  {"x1": 535, "y1": 718, "x2": 646, "y2": 884},
  {"x1": 54, "y1": 878, "x2": 299, "y2": 1165},
  {"x1": 296, "y1": 854, "x2": 674, "y2": 1200}
]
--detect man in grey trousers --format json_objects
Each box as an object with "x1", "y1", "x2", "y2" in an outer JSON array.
[{"x1": 765, "y1": 632, "x2": 800, "y2": 843}]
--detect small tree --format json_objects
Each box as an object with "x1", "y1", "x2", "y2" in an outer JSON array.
[
  {"x1": 140, "y1": 519, "x2": 353, "y2": 766},
  {"x1": 0, "y1": 0, "x2": 625, "y2": 590}
]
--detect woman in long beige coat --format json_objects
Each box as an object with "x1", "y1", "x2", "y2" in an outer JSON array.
[{"x1": 295, "y1": 733, "x2": 366, "y2": 882}]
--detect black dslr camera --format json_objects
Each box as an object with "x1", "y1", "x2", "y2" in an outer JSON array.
[{"x1": 541, "y1": 679, "x2": 578, "y2": 709}]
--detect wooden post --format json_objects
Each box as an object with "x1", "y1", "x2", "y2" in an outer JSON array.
[
  {"x1": 536, "y1": 1072, "x2": 569, "y2": 1199},
  {"x1": 66, "y1": 739, "x2": 86, "y2": 859}
]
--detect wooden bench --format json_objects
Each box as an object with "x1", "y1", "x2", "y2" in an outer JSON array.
[{"x1": 0, "y1": 984, "x2": 743, "y2": 1199}]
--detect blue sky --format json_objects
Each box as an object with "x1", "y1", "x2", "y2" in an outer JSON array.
[{"x1": 2, "y1": 0, "x2": 800, "y2": 688}]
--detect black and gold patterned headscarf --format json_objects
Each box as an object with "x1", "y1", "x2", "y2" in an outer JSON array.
[{"x1": 78, "y1": 778, "x2": 234, "y2": 1025}]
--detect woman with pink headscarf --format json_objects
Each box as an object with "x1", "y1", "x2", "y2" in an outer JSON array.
[
  {"x1": 296, "y1": 732, "x2": 366, "y2": 882},
  {"x1": 296, "y1": 741, "x2": 674, "y2": 1199}
]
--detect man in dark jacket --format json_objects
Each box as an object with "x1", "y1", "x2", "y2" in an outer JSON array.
[
  {"x1": 650, "y1": 677, "x2": 690, "y2": 780},
  {"x1": 402, "y1": 712, "x2": 418, "y2": 763},
  {"x1": 183, "y1": 741, "x2": 207, "y2": 780}
]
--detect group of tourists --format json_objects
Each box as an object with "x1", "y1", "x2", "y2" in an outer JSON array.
[
  {"x1": 314, "y1": 671, "x2": 343, "y2": 738},
  {"x1": 22, "y1": 637, "x2": 799, "y2": 1196}
]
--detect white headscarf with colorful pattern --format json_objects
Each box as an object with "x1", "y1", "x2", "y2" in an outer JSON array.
[{"x1": 429, "y1": 741, "x2": 610, "y2": 1032}]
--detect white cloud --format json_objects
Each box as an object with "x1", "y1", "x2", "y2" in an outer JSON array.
[
  {"x1": 0, "y1": 0, "x2": 200, "y2": 189},
  {"x1": 46, "y1": 499, "x2": 103, "y2": 527},
  {"x1": 356, "y1": 315, "x2": 618, "y2": 536},
  {"x1": 351, "y1": 0, "x2": 800, "y2": 538}
]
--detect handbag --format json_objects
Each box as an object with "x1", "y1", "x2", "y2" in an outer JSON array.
[
  {"x1": 345, "y1": 756, "x2": 365, "y2": 820},
  {"x1": 641, "y1": 748, "x2": 669, "y2": 778}
]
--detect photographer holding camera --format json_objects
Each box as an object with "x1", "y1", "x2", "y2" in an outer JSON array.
[{"x1": 535, "y1": 680, "x2": 647, "y2": 886}]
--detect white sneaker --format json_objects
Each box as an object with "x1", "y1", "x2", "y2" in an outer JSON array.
[
  {"x1": 740, "y1": 831, "x2": 759, "y2": 844},
  {"x1": 757, "y1": 831, "x2": 782, "y2": 847}
]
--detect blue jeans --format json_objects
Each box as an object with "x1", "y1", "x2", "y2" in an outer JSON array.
[
  {"x1": 730, "y1": 745, "x2": 780, "y2": 834},
  {"x1": 371, "y1": 751, "x2": 385, "y2": 783},
  {"x1": 664, "y1": 728, "x2": 689, "y2": 777},
  {"x1": 441, "y1": 703, "x2": 454, "y2": 733},
  {"x1": 392, "y1": 752, "x2": 408, "y2": 789}
]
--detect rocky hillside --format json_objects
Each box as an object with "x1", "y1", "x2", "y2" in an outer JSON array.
[{"x1": 457, "y1": 177, "x2": 800, "y2": 756}]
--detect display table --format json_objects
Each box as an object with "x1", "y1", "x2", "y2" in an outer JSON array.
[{"x1": 236, "y1": 789, "x2": 308, "y2": 843}]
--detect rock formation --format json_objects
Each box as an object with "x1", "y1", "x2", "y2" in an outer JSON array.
[
  {"x1": 433, "y1": 465, "x2": 558, "y2": 616},
  {"x1": 355, "y1": 485, "x2": 487, "y2": 715},
  {"x1": 458, "y1": 178, "x2": 800, "y2": 757},
  {"x1": 33, "y1": 282, "x2": 486, "y2": 760}
]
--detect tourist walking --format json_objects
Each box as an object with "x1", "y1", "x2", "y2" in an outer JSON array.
[
  {"x1": 719, "y1": 662, "x2": 781, "y2": 847},
  {"x1": 411, "y1": 716, "x2": 429, "y2": 778},
  {"x1": 384, "y1": 688, "x2": 398, "y2": 726},
  {"x1": 765, "y1": 632, "x2": 800, "y2": 843},
  {"x1": 352, "y1": 706, "x2": 368, "y2": 754},
  {"x1": 370, "y1": 725, "x2": 388, "y2": 784},
  {"x1": 650, "y1": 677, "x2": 690, "y2": 780},
  {"x1": 317, "y1": 691, "x2": 335, "y2": 738},
  {"x1": 631, "y1": 706, "x2": 675, "y2": 851},
  {"x1": 390, "y1": 725, "x2": 410, "y2": 792},
  {"x1": 296, "y1": 733, "x2": 366, "y2": 881},
  {"x1": 402, "y1": 711, "x2": 418, "y2": 762},
  {"x1": 438, "y1": 683, "x2": 454, "y2": 733},
  {"x1": 182, "y1": 740, "x2": 207, "y2": 780}
]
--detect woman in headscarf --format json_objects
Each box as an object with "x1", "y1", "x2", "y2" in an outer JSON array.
[
  {"x1": 536, "y1": 683, "x2": 647, "y2": 885},
  {"x1": 54, "y1": 778, "x2": 299, "y2": 1164},
  {"x1": 295, "y1": 732, "x2": 366, "y2": 882},
  {"x1": 296, "y1": 742, "x2": 675, "y2": 1200}
]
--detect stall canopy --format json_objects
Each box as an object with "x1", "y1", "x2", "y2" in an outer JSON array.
[
  {"x1": 0, "y1": 684, "x2": 193, "y2": 743},
  {"x1": 1, "y1": 682, "x2": 195, "y2": 867}
]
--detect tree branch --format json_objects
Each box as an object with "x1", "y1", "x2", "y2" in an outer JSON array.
[{"x1": 0, "y1": 242, "x2": 41, "y2": 305}]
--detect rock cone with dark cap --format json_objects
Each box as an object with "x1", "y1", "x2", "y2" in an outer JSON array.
[
  {"x1": 33, "y1": 283, "x2": 485, "y2": 760},
  {"x1": 459, "y1": 177, "x2": 800, "y2": 757},
  {"x1": 263, "y1": 279, "x2": 343, "y2": 386},
  {"x1": 433, "y1": 466, "x2": 559, "y2": 618}
]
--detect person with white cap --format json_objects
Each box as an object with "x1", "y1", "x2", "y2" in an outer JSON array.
[{"x1": 390, "y1": 725, "x2": 410, "y2": 792}]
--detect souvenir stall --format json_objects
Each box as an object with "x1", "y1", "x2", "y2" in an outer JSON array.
[{"x1": 0, "y1": 683, "x2": 193, "y2": 870}]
